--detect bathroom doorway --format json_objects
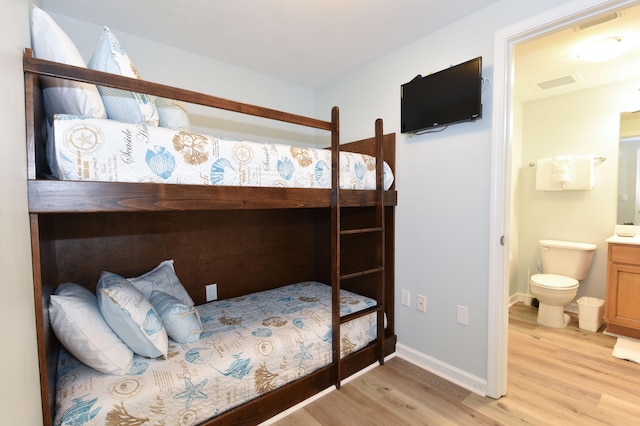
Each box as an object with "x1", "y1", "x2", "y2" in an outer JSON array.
[{"x1": 488, "y1": 0, "x2": 640, "y2": 398}]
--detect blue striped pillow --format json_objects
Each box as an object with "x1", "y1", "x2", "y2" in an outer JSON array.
[
  {"x1": 155, "y1": 97, "x2": 190, "y2": 131},
  {"x1": 150, "y1": 291, "x2": 203, "y2": 344},
  {"x1": 88, "y1": 26, "x2": 158, "y2": 126}
]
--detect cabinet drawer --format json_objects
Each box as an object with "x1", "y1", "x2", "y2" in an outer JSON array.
[{"x1": 610, "y1": 244, "x2": 640, "y2": 264}]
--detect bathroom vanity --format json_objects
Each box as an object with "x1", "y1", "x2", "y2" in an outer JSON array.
[{"x1": 605, "y1": 235, "x2": 640, "y2": 339}]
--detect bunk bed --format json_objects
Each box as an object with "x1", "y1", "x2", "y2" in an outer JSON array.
[{"x1": 24, "y1": 47, "x2": 397, "y2": 426}]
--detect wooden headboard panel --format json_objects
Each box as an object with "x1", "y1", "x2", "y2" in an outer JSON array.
[{"x1": 36, "y1": 209, "x2": 332, "y2": 304}]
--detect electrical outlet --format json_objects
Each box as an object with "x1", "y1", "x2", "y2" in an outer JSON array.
[
  {"x1": 402, "y1": 290, "x2": 411, "y2": 307},
  {"x1": 206, "y1": 283, "x2": 218, "y2": 302},
  {"x1": 416, "y1": 294, "x2": 426, "y2": 313},
  {"x1": 457, "y1": 305, "x2": 469, "y2": 326}
]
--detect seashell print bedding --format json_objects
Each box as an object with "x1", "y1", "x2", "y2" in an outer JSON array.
[
  {"x1": 47, "y1": 115, "x2": 394, "y2": 190},
  {"x1": 53, "y1": 281, "x2": 377, "y2": 425}
]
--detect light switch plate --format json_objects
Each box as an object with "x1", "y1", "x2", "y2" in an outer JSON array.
[
  {"x1": 457, "y1": 305, "x2": 469, "y2": 326},
  {"x1": 416, "y1": 294, "x2": 426, "y2": 313},
  {"x1": 206, "y1": 283, "x2": 218, "y2": 302},
  {"x1": 402, "y1": 290, "x2": 410, "y2": 307}
]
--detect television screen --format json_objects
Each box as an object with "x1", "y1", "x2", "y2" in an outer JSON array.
[{"x1": 401, "y1": 57, "x2": 482, "y2": 133}]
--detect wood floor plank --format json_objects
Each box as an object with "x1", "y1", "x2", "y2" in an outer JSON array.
[
  {"x1": 347, "y1": 367, "x2": 484, "y2": 425},
  {"x1": 273, "y1": 409, "x2": 323, "y2": 426},
  {"x1": 271, "y1": 303, "x2": 640, "y2": 425}
]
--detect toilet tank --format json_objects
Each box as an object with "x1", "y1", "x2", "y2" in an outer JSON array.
[{"x1": 539, "y1": 239, "x2": 597, "y2": 280}]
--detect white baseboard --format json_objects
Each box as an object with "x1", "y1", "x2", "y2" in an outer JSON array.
[
  {"x1": 566, "y1": 302, "x2": 578, "y2": 314},
  {"x1": 508, "y1": 292, "x2": 521, "y2": 306},
  {"x1": 395, "y1": 343, "x2": 487, "y2": 396},
  {"x1": 260, "y1": 348, "x2": 487, "y2": 423},
  {"x1": 510, "y1": 291, "x2": 579, "y2": 313}
]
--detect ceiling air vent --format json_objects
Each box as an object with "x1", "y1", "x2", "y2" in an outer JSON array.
[
  {"x1": 534, "y1": 73, "x2": 580, "y2": 91},
  {"x1": 573, "y1": 11, "x2": 624, "y2": 31}
]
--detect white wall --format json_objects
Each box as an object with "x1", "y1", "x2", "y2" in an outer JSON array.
[
  {"x1": 516, "y1": 78, "x2": 640, "y2": 301},
  {"x1": 49, "y1": 12, "x2": 321, "y2": 147},
  {"x1": 315, "y1": 0, "x2": 574, "y2": 387},
  {"x1": 0, "y1": 0, "x2": 43, "y2": 424}
]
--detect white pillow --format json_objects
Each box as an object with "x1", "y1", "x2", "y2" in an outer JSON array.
[
  {"x1": 150, "y1": 291, "x2": 203, "y2": 343},
  {"x1": 30, "y1": 6, "x2": 107, "y2": 124},
  {"x1": 128, "y1": 260, "x2": 195, "y2": 307},
  {"x1": 155, "y1": 97, "x2": 191, "y2": 131},
  {"x1": 88, "y1": 26, "x2": 159, "y2": 126},
  {"x1": 49, "y1": 282, "x2": 133, "y2": 375},
  {"x1": 97, "y1": 271, "x2": 168, "y2": 358}
]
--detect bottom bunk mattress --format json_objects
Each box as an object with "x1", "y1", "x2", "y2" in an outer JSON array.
[{"x1": 54, "y1": 281, "x2": 377, "y2": 425}]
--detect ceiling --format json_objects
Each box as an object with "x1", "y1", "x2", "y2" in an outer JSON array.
[
  {"x1": 514, "y1": 3, "x2": 640, "y2": 102},
  {"x1": 41, "y1": 0, "x2": 500, "y2": 88},
  {"x1": 39, "y1": 1, "x2": 640, "y2": 100}
]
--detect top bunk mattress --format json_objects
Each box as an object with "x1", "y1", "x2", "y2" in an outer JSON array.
[{"x1": 47, "y1": 115, "x2": 394, "y2": 190}]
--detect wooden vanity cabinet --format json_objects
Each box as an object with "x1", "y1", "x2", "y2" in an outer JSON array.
[{"x1": 606, "y1": 243, "x2": 640, "y2": 339}]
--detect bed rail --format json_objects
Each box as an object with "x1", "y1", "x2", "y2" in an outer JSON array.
[{"x1": 24, "y1": 48, "x2": 334, "y2": 131}]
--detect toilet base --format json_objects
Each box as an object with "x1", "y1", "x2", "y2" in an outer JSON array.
[{"x1": 537, "y1": 303, "x2": 571, "y2": 328}]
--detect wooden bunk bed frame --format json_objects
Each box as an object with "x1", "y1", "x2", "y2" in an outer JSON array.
[{"x1": 23, "y1": 48, "x2": 397, "y2": 426}]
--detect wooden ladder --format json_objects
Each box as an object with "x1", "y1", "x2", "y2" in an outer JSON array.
[{"x1": 331, "y1": 117, "x2": 386, "y2": 389}]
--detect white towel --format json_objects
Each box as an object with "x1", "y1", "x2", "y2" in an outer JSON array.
[
  {"x1": 612, "y1": 336, "x2": 640, "y2": 364},
  {"x1": 563, "y1": 155, "x2": 594, "y2": 190},
  {"x1": 535, "y1": 158, "x2": 563, "y2": 191},
  {"x1": 552, "y1": 155, "x2": 572, "y2": 183}
]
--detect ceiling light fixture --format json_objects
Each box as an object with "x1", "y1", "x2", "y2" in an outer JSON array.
[{"x1": 576, "y1": 35, "x2": 626, "y2": 62}]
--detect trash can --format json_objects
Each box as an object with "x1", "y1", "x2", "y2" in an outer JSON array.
[{"x1": 577, "y1": 297, "x2": 605, "y2": 332}]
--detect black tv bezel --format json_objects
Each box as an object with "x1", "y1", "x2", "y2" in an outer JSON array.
[{"x1": 400, "y1": 57, "x2": 483, "y2": 134}]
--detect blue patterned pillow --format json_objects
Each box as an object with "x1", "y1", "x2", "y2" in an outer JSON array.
[
  {"x1": 128, "y1": 260, "x2": 194, "y2": 307},
  {"x1": 88, "y1": 26, "x2": 159, "y2": 126},
  {"x1": 150, "y1": 291, "x2": 203, "y2": 344},
  {"x1": 155, "y1": 97, "x2": 190, "y2": 131},
  {"x1": 97, "y1": 271, "x2": 168, "y2": 358}
]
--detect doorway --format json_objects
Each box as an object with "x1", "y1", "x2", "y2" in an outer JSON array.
[{"x1": 488, "y1": 0, "x2": 640, "y2": 399}]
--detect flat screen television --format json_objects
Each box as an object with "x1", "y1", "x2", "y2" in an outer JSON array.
[{"x1": 401, "y1": 57, "x2": 482, "y2": 133}]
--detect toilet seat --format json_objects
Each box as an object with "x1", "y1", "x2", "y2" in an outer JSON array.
[{"x1": 530, "y1": 273, "x2": 578, "y2": 290}]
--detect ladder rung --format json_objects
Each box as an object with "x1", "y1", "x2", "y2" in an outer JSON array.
[
  {"x1": 340, "y1": 305, "x2": 382, "y2": 324},
  {"x1": 340, "y1": 227, "x2": 383, "y2": 235},
  {"x1": 340, "y1": 267, "x2": 383, "y2": 281}
]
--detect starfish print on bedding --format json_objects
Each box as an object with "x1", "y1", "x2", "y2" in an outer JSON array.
[
  {"x1": 293, "y1": 342, "x2": 314, "y2": 367},
  {"x1": 75, "y1": 130, "x2": 95, "y2": 147},
  {"x1": 174, "y1": 377, "x2": 208, "y2": 409}
]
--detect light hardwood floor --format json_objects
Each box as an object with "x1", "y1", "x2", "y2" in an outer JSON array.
[{"x1": 272, "y1": 303, "x2": 640, "y2": 425}]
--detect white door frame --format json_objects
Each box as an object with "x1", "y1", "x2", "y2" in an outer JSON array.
[{"x1": 487, "y1": 0, "x2": 639, "y2": 398}]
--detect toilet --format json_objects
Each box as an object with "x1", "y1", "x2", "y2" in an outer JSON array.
[{"x1": 529, "y1": 239, "x2": 596, "y2": 328}]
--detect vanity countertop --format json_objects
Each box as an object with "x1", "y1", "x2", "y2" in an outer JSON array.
[
  {"x1": 607, "y1": 225, "x2": 640, "y2": 245},
  {"x1": 606, "y1": 234, "x2": 640, "y2": 245}
]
